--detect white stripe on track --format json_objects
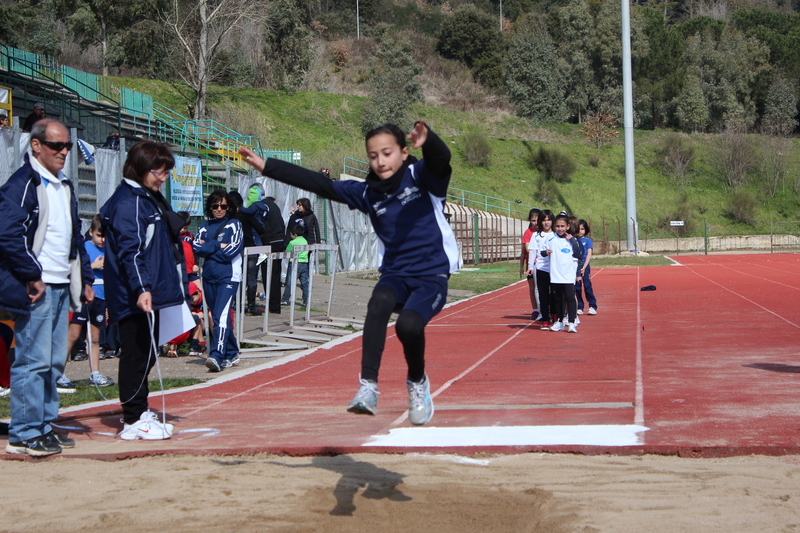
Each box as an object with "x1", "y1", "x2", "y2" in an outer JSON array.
[
  {"x1": 635, "y1": 268, "x2": 645, "y2": 430},
  {"x1": 686, "y1": 266, "x2": 800, "y2": 329},
  {"x1": 390, "y1": 322, "x2": 536, "y2": 426}
]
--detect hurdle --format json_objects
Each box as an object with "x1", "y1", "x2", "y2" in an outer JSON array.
[
  {"x1": 233, "y1": 245, "x2": 312, "y2": 353},
  {"x1": 283, "y1": 243, "x2": 364, "y2": 335}
]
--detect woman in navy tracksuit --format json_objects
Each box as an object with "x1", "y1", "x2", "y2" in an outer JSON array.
[
  {"x1": 193, "y1": 189, "x2": 243, "y2": 372},
  {"x1": 100, "y1": 141, "x2": 187, "y2": 439},
  {"x1": 239, "y1": 121, "x2": 458, "y2": 426}
]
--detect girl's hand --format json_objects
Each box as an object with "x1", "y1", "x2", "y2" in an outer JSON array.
[
  {"x1": 407, "y1": 120, "x2": 428, "y2": 149},
  {"x1": 238, "y1": 147, "x2": 266, "y2": 173}
]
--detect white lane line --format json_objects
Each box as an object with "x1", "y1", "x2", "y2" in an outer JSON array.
[
  {"x1": 686, "y1": 266, "x2": 800, "y2": 329},
  {"x1": 365, "y1": 425, "x2": 649, "y2": 447},
  {"x1": 635, "y1": 267, "x2": 644, "y2": 429},
  {"x1": 390, "y1": 321, "x2": 536, "y2": 426}
]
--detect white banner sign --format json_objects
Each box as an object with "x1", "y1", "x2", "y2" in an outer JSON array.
[{"x1": 170, "y1": 155, "x2": 203, "y2": 216}]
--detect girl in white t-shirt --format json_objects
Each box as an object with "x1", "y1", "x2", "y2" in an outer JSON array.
[{"x1": 542, "y1": 214, "x2": 581, "y2": 333}]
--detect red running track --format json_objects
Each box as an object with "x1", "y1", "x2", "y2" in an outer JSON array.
[{"x1": 10, "y1": 253, "x2": 800, "y2": 459}]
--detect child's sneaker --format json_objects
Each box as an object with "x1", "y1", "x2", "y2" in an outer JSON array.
[
  {"x1": 119, "y1": 410, "x2": 174, "y2": 440},
  {"x1": 56, "y1": 375, "x2": 76, "y2": 394},
  {"x1": 540, "y1": 321, "x2": 551, "y2": 330},
  {"x1": 205, "y1": 357, "x2": 222, "y2": 372},
  {"x1": 588, "y1": 307, "x2": 597, "y2": 315},
  {"x1": 406, "y1": 374, "x2": 434, "y2": 426},
  {"x1": 89, "y1": 373, "x2": 114, "y2": 387},
  {"x1": 346, "y1": 378, "x2": 379, "y2": 415},
  {"x1": 221, "y1": 355, "x2": 241, "y2": 368},
  {"x1": 550, "y1": 320, "x2": 564, "y2": 332},
  {"x1": 567, "y1": 322, "x2": 578, "y2": 333}
]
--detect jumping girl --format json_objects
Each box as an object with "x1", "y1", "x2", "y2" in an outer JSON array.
[{"x1": 239, "y1": 120, "x2": 458, "y2": 426}]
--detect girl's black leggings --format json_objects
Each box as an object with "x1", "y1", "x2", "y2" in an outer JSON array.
[
  {"x1": 361, "y1": 284, "x2": 425, "y2": 383},
  {"x1": 536, "y1": 269, "x2": 552, "y2": 320},
  {"x1": 551, "y1": 282, "x2": 577, "y2": 323}
]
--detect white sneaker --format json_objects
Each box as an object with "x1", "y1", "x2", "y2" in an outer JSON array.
[
  {"x1": 0, "y1": 386, "x2": 9, "y2": 397},
  {"x1": 577, "y1": 309, "x2": 584, "y2": 315},
  {"x1": 550, "y1": 320, "x2": 564, "y2": 332},
  {"x1": 347, "y1": 378, "x2": 379, "y2": 415},
  {"x1": 588, "y1": 307, "x2": 597, "y2": 315},
  {"x1": 406, "y1": 374, "x2": 434, "y2": 426},
  {"x1": 567, "y1": 322, "x2": 578, "y2": 333},
  {"x1": 119, "y1": 410, "x2": 174, "y2": 440}
]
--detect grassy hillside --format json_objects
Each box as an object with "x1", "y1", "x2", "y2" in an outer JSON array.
[{"x1": 110, "y1": 77, "x2": 800, "y2": 240}]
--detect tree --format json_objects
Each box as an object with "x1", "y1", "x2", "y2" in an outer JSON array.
[
  {"x1": 673, "y1": 75, "x2": 708, "y2": 132},
  {"x1": 761, "y1": 73, "x2": 798, "y2": 137},
  {"x1": 436, "y1": 5, "x2": 505, "y2": 88},
  {"x1": 62, "y1": 0, "x2": 164, "y2": 76},
  {"x1": 360, "y1": 36, "x2": 423, "y2": 133},
  {"x1": 163, "y1": 0, "x2": 265, "y2": 119},
  {"x1": 590, "y1": 0, "x2": 649, "y2": 120},
  {"x1": 682, "y1": 26, "x2": 770, "y2": 132},
  {"x1": 263, "y1": 0, "x2": 314, "y2": 93},
  {"x1": 504, "y1": 15, "x2": 567, "y2": 124},
  {"x1": 555, "y1": 0, "x2": 593, "y2": 123}
]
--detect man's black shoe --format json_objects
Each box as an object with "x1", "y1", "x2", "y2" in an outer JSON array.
[
  {"x1": 5, "y1": 435, "x2": 62, "y2": 456},
  {"x1": 246, "y1": 307, "x2": 263, "y2": 316},
  {"x1": 43, "y1": 430, "x2": 75, "y2": 448}
]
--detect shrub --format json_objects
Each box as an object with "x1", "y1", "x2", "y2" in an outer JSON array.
[
  {"x1": 658, "y1": 133, "x2": 695, "y2": 189},
  {"x1": 533, "y1": 146, "x2": 576, "y2": 183},
  {"x1": 658, "y1": 193, "x2": 696, "y2": 233},
  {"x1": 726, "y1": 189, "x2": 757, "y2": 226},
  {"x1": 589, "y1": 154, "x2": 600, "y2": 167},
  {"x1": 462, "y1": 132, "x2": 492, "y2": 168},
  {"x1": 537, "y1": 177, "x2": 559, "y2": 205},
  {"x1": 580, "y1": 112, "x2": 620, "y2": 148},
  {"x1": 711, "y1": 131, "x2": 757, "y2": 190},
  {"x1": 330, "y1": 41, "x2": 351, "y2": 71}
]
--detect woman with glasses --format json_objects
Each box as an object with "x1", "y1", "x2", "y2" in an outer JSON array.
[
  {"x1": 100, "y1": 141, "x2": 187, "y2": 440},
  {"x1": 193, "y1": 189, "x2": 243, "y2": 372}
]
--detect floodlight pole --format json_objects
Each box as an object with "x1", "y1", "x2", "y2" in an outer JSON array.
[
  {"x1": 621, "y1": 0, "x2": 637, "y2": 251},
  {"x1": 500, "y1": 0, "x2": 503, "y2": 32}
]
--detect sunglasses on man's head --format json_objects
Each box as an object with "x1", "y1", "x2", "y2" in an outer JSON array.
[
  {"x1": 211, "y1": 204, "x2": 229, "y2": 210},
  {"x1": 40, "y1": 140, "x2": 73, "y2": 152}
]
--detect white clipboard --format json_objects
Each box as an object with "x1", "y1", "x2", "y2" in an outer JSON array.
[{"x1": 158, "y1": 302, "x2": 195, "y2": 346}]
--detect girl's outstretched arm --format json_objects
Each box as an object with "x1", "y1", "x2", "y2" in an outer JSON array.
[
  {"x1": 410, "y1": 121, "x2": 451, "y2": 180},
  {"x1": 238, "y1": 147, "x2": 342, "y2": 202}
]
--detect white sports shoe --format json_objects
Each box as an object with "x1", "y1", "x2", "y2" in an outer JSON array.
[
  {"x1": 119, "y1": 410, "x2": 174, "y2": 440},
  {"x1": 347, "y1": 378, "x2": 379, "y2": 415},
  {"x1": 406, "y1": 374, "x2": 434, "y2": 426},
  {"x1": 577, "y1": 309, "x2": 584, "y2": 315},
  {"x1": 567, "y1": 322, "x2": 578, "y2": 333},
  {"x1": 550, "y1": 320, "x2": 564, "y2": 332},
  {"x1": 588, "y1": 307, "x2": 597, "y2": 315}
]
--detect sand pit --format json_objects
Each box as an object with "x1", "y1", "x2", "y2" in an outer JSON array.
[{"x1": 3, "y1": 452, "x2": 800, "y2": 532}]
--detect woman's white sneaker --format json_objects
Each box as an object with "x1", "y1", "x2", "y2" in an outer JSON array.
[{"x1": 119, "y1": 410, "x2": 174, "y2": 440}]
